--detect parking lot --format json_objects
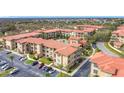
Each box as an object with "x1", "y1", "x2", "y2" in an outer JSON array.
[{"x1": 0, "y1": 49, "x2": 59, "y2": 77}]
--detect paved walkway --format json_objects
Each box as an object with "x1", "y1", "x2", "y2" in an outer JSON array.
[
  {"x1": 27, "y1": 54, "x2": 35, "y2": 61},
  {"x1": 4, "y1": 49, "x2": 24, "y2": 57},
  {"x1": 96, "y1": 42, "x2": 119, "y2": 58}
]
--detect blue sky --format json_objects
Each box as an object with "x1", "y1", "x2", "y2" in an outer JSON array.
[{"x1": 0, "y1": 16, "x2": 124, "y2": 18}]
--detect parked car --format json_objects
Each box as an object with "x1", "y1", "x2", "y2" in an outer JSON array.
[
  {"x1": 48, "y1": 69, "x2": 56, "y2": 74},
  {"x1": 46, "y1": 67, "x2": 52, "y2": 72},
  {"x1": 19, "y1": 57, "x2": 27, "y2": 61},
  {"x1": 6, "y1": 51, "x2": 12, "y2": 54},
  {"x1": 32, "y1": 61, "x2": 39, "y2": 66},
  {"x1": 3, "y1": 66, "x2": 12, "y2": 71},
  {"x1": 10, "y1": 68, "x2": 19, "y2": 75},
  {"x1": 38, "y1": 63, "x2": 44, "y2": 69},
  {"x1": 1, "y1": 64, "x2": 9, "y2": 70},
  {"x1": 42, "y1": 66, "x2": 48, "y2": 71}
]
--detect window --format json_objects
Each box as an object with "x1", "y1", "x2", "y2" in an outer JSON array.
[
  {"x1": 94, "y1": 63, "x2": 98, "y2": 68},
  {"x1": 57, "y1": 59, "x2": 61, "y2": 64},
  {"x1": 93, "y1": 69, "x2": 98, "y2": 74}
]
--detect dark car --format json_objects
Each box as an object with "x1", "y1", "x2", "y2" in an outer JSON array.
[
  {"x1": 42, "y1": 66, "x2": 48, "y2": 71},
  {"x1": 46, "y1": 67, "x2": 52, "y2": 72},
  {"x1": 10, "y1": 68, "x2": 19, "y2": 75},
  {"x1": 48, "y1": 69, "x2": 56, "y2": 74},
  {"x1": 38, "y1": 63, "x2": 44, "y2": 69},
  {"x1": 3, "y1": 66, "x2": 12, "y2": 71},
  {"x1": 32, "y1": 61, "x2": 39, "y2": 66},
  {"x1": 6, "y1": 51, "x2": 12, "y2": 54}
]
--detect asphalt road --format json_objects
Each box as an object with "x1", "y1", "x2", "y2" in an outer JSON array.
[
  {"x1": 96, "y1": 42, "x2": 119, "y2": 57},
  {"x1": 0, "y1": 50, "x2": 58, "y2": 77},
  {"x1": 73, "y1": 61, "x2": 91, "y2": 77}
]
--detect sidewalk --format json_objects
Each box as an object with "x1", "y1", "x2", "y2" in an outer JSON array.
[
  {"x1": 108, "y1": 42, "x2": 124, "y2": 54},
  {"x1": 4, "y1": 49, "x2": 24, "y2": 57},
  {"x1": 27, "y1": 54, "x2": 35, "y2": 61}
]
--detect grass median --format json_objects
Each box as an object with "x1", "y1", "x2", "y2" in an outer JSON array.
[
  {"x1": 39, "y1": 57, "x2": 52, "y2": 65},
  {"x1": 0, "y1": 68, "x2": 14, "y2": 77},
  {"x1": 25, "y1": 60, "x2": 34, "y2": 65},
  {"x1": 104, "y1": 42, "x2": 124, "y2": 57},
  {"x1": 57, "y1": 72, "x2": 69, "y2": 77}
]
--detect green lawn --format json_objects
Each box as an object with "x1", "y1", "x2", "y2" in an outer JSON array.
[
  {"x1": 0, "y1": 48, "x2": 3, "y2": 51},
  {"x1": 25, "y1": 60, "x2": 34, "y2": 64},
  {"x1": 39, "y1": 57, "x2": 52, "y2": 65},
  {"x1": 57, "y1": 72, "x2": 69, "y2": 77},
  {"x1": 95, "y1": 47, "x2": 101, "y2": 53},
  {"x1": 29, "y1": 54, "x2": 38, "y2": 60},
  {"x1": 0, "y1": 68, "x2": 14, "y2": 77},
  {"x1": 104, "y1": 42, "x2": 124, "y2": 57}
]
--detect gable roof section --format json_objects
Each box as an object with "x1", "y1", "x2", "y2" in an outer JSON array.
[
  {"x1": 90, "y1": 52, "x2": 124, "y2": 76},
  {"x1": 3, "y1": 32, "x2": 40, "y2": 41}
]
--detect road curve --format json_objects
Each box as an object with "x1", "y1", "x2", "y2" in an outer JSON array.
[{"x1": 96, "y1": 42, "x2": 119, "y2": 58}]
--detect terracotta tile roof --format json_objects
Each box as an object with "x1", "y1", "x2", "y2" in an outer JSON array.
[
  {"x1": 117, "y1": 25, "x2": 124, "y2": 30},
  {"x1": 79, "y1": 40, "x2": 87, "y2": 45},
  {"x1": 68, "y1": 36, "x2": 81, "y2": 40},
  {"x1": 3, "y1": 32, "x2": 40, "y2": 41},
  {"x1": 37, "y1": 28, "x2": 95, "y2": 33},
  {"x1": 61, "y1": 28, "x2": 95, "y2": 33},
  {"x1": 112, "y1": 30, "x2": 124, "y2": 36},
  {"x1": 16, "y1": 37, "x2": 77, "y2": 56},
  {"x1": 68, "y1": 43, "x2": 81, "y2": 48},
  {"x1": 42, "y1": 29, "x2": 61, "y2": 33},
  {"x1": 90, "y1": 52, "x2": 124, "y2": 77},
  {"x1": 16, "y1": 37, "x2": 45, "y2": 44},
  {"x1": 16, "y1": 37, "x2": 66, "y2": 49},
  {"x1": 43, "y1": 39, "x2": 66, "y2": 49},
  {"x1": 76, "y1": 25, "x2": 104, "y2": 29},
  {"x1": 55, "y1": 46, "x2": 77, "y2": 56}
]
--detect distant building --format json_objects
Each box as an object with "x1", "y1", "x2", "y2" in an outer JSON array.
[{"x1": 111, "y1": 25, "x2": 124, "y2": 48}]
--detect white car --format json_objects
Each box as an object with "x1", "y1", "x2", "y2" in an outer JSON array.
[
  {"x1": 3, "y1": 66, "x2": 11, "y2": 71},
  {"x1": 48, "y1": 69, "x2": 56, "y2": 74},
  {"x1": 1, "y1": 64, "x2": 9, "y2": 70},
  {"x1": 10, "y1": 68, "x2": 19, "y2": 75},
  {"x1": 19, "y1": 57, "x2": 27, "y2": 61}
]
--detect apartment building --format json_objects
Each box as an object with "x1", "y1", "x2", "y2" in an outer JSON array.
[
  {"x1": 16, "y1": 37, "x2": 82, "y2": 68},
  {"x1": 2, "y1": 27, "x2": 96, "y2": 50},
  {"x1": 111, "y1": 25, "x2": 124, "y2": 48},
  {"x1": 54, "y1": 46, "x2": 81, "y2": 68},
  {"x1": 2, "y1": 32, "x2": 41, "y2": 50},
  {"x1": 2, "y1": 26, "x2": 99, "y2": 68},
  {"x1": 68, "y1": 36, "x2": 87, "y2": 46},
  {"x1": 37, "y1": 28, "x2": 96, "y2": 39},
  {"x1": 90, "y1": 52, "x2": 124, "y2": 77}
]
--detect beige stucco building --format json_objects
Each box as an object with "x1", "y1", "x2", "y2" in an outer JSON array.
[
  {"x1": 89, "y1": 52, "x2": 124, "y2": 77},
  {"x1": 15, "y1": 37, "x2": 82, "y2": 68}
]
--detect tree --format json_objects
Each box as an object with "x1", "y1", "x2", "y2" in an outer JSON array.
[
  {"x1": 85, "y1": 30, "x2": 112, "y2": 43},
  {"x1": 8, "y1": 55, "x2": 14, "y2": 66}
]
